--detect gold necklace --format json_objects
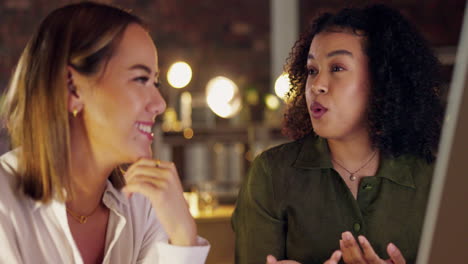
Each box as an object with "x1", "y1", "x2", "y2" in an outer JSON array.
[
  {"x1": 66, "y1": 203, "x2": 101, "y2": 224},
  {"x1": 332, "y1": 150, "x2": 378, "y2": 181}
]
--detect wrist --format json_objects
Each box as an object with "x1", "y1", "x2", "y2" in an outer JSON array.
[
  {"x1": 168, "y1": 229, "x2": 197, "y2": 246},
  {"x1": 167, "y1": 219, "x2": 197, "y2": 246}
]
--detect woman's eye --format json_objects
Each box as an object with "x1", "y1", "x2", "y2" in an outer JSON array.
[
  {"x1": 331, "y1": 65, "x2": 344, "y2": 72},
  {"x1": 134, "y1": 76, "x2": 149, "y2": 84},
  {"x1": 307, "y1": 68, "x2": 318, "y2": 76}
]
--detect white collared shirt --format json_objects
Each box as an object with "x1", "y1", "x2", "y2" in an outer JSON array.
[{"x1": 0, "y1": 150, "x2": 210, "y2": 264}]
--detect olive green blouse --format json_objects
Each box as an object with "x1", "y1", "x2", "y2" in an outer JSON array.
[{"x1": 232, "y1": 135, "x2": 433, "y2": 264}]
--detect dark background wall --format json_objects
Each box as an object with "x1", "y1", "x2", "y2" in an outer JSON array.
[
  {"x1": 0, "y1": 0, "x2": 270, "y2": 109},
  {"x1": 0, "y1": 0, "x2": 464, "y2": 108}
]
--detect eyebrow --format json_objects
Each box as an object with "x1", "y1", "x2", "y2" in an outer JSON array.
[
  {"x1": 307, "y1": 49, "x2": 354, "y2": 59},
  {"x1": 128, "y1": 64, "x2": 159, "y2": 77}
]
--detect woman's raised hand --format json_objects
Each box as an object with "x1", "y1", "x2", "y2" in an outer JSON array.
[
  {"x1": 323, "y1": 250, "x2": 343, "y2": 264},
  {"x1": 337, "y1": 232, "x2": 406, "y2": 264},
  {"x1": 123, "y1": 158, "x2": 197, "y2": 246}
]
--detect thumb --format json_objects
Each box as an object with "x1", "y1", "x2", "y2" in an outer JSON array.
[
  {"x1": 266, "y1": 255, "x2": 278, "y2": 264},
  {"x1": 387, "y1": 243, "x2": 406, "y2": 264},
  {"x1": 330, "y1": 250, "x2": 342, "y2": 263}
]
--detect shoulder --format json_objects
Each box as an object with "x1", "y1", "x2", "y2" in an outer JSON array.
[
  {"x1": 0, "y1": 149, "x2": 19, "y2": 179},
  {"x1": 254, "y1": 136, "x2": 309, "y2": 168},
  {"x1": 244, "y1": 136, "x2": 316, "y2": 199},
  {"x1": 0, "y1": 150, "x2": 21, "y2": 207},
  {"x1": 0, "y1": 150, "x2": 31, "y2": 221},
  {"x1": 409, "y1": 156, "x2": 435, "y2": 188},
  {"x1": 384, "y1": 154, "x2": 434, "y2": 191}
]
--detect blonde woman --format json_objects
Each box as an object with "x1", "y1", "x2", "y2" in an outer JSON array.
[{"x1": 0, "y1": 2, "x2": 209, "y2": 263}]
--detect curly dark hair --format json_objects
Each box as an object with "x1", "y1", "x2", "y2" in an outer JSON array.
[{"x1": 282, "y1": 4, "x2": 444, "y2": 162}]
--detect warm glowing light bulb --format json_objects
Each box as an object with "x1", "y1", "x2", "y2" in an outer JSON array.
[
  {"x1": 167, "y1": 61, "x2": 192, "y2": 88},
  {"x1": 206, "y1": 76, "x2": 242, "y2": 118},
  {"x1": 265, "y1": 94, "x2": 280, "y2": 110},
  {"x1": 183, "y1": 128, "x2": 194, "y2": 139},
  {"x1": 274, "y1": 73, "x2": 290, "y2": 99}
]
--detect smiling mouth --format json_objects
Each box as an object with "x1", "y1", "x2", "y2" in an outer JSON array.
[{"x1": 136, "y1": 122, "x2": 154, "y2": 140}]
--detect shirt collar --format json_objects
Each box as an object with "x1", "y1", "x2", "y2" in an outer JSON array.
[
  {"x1": 293, "y1": 134, "x2": 333, "y2": 169},
  {"x1": 376, "y1": 155, "x2": 416, "y2": 189},
  {"x1": 292, "y1": 134, "x2": 416, "y2": 189},
  {"x1": 31, "y1": 180, "x2": 129, "y2": 212},
  {"x1": 103, "y1": 180, "x2": 129, "y2": 209}
]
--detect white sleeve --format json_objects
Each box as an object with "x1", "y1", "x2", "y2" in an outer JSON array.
[
  {"x1": 0, "y1": 207, "x2": 24, "y2": 263},
  {"x1": 136, "y1": 199, "x2": 210, "y2": 264},
  {"x1": 0, "y1": 162, "x2": 24, "y2": 263},
  {"x1": 153, "y1": 236, "x2": 210, "y2": 264}
]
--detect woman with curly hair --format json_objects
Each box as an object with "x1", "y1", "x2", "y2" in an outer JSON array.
[{"x1": 232, "y1": 4, "x2": 443, "y2": 264}]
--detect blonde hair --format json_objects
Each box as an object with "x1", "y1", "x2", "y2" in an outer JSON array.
[{"x1": 1, "y1": 2, "x2": 144, "y2": 203}]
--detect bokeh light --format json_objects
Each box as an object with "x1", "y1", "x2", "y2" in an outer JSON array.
[
  {"x1": 265, "y1": 94, "x2": 280, "y2": 110},
  {"x1": 274, "y1": 72, "x2": 290, "y2": 99},
  {"x1": 167, "y1": 61, "x2": 192, "y2": 88},
  {"x1": 206, "y1": 76, "x2": 242, "y2": 118}
]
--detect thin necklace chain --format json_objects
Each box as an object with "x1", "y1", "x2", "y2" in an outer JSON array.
[
  {"x1": 332, "y1": 150, "x2": 378, "y2": 181},
  {"x1": 66, "y1": 203, "x2": 101, "y2": 224}
]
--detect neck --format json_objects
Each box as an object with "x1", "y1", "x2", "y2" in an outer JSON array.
[
  {"x1": 327, "y1": 132, "x2": 377, "y2": 169},
  {"x1": 67, "y1": 122, "x2": 117, "y2": 214}
]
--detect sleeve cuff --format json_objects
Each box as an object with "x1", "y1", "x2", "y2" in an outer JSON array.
[{"x1": 156, "y1": 236, "x2": 210, "y2": 264}]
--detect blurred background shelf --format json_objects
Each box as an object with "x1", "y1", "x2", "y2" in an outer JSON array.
[{"x1": 195, "y1": 205, "x2": 235, "y2": 264}]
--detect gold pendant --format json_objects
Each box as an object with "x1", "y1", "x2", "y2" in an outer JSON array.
[
  {"x1": 78, "y1": 216, "x2": 88, "y2": 224},
  {"x1": 66, "y1": 208, "x2": 89, "y2": 224}
]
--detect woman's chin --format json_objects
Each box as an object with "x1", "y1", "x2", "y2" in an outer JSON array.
[
  {"x1": 312, "y1": 126, "x2": 328, "y2": 138},
  {"x1": 128, "y1": 148, "x2": 153, "y2": 162},
  {"x1": 313, "y1": 128, "x2": 340, "y2": 140}
]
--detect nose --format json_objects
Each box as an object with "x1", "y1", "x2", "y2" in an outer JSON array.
[
  {"x1": 146, "y1": 88, "x2": 167, "y2": 117},
  {"x1": 312, "y1": 84, "x2": 328, "y2": 95},
  {"x1": 308, "y1": 71, "x2": 328, "y2": 95}
]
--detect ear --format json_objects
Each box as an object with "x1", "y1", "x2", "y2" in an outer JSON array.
[{"x1": 67, "y1": 65, "x2": 84, "y2": 115}]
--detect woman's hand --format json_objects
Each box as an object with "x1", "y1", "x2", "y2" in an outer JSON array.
[
  {"x1": 338, "y1": 231, "x2": 406, "y2": 264},
  {"x1": 323, "y1": 250, "x2": 343, "y2": 264},
  {"x1": 123, "y1": 158, "x2": 197, "y2": 246},
  {"x1": 266, "y1": 252, "x2": 342, "y2": 264},
  {"x1": 266, "y1": 255, "x2": 302, "y2": 264}
]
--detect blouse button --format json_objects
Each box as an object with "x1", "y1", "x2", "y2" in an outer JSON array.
[{"x1": 353, "y1": 223, "x2": 361, "y2": 232}]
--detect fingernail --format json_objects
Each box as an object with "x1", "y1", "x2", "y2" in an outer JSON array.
[
  {"x1": 266, "y1": 255, "x2": 276, "y2": 263},
  {"x1": 343, "y1": 232, "x2": 352, "y2": 241},
  {"x1": 388, "y1": 243, "x2": 396, "y2": 254},
  {"x1": 334, "y1": 250, "x2": 342, "y2": 258},
  {"x1": 358, "y1": 236, "x2": 366, "y2": 245}
]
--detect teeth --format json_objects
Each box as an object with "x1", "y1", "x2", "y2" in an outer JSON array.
[{"x1": 137, "y1": 123, "x2": 152, "y2": 133}]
